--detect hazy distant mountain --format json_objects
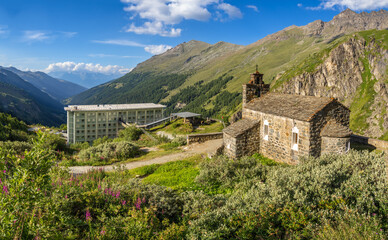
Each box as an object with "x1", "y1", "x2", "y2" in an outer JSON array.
[
  {"x1": 0, "y1": 68, "x2": 65, "y2": 126},
  {"x1": 48, "y1": 71, "x2": 125, "y2": 88},
  {"x1": 0, "y1": 66, "x2": 87, "y2": 101},
  {"x1": 69, "y1": 9, "x2": 388, "y2": 139}
]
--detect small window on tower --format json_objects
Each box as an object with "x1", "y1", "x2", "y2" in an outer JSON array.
[{"x1": 263, "y1": 120, "x2": 269, "y2": 141}]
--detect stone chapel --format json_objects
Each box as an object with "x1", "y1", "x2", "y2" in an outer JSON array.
[{"x1": 223, "y1": 70, "x2": 352, "y2": 164}]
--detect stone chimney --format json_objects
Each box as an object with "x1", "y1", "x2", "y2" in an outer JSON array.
[{"x1": 242, "y1": 66, "x2": 270, "y2": 107}]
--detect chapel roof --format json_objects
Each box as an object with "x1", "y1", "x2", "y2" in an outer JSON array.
[
  {"x1": 244, "y1": 93, "x2": 336, "y2": 121},
  {"x1": 320, "y1": 120, "x2": 352, "y2": 138},
  {"x1": 223, "y1": 118, "x2": 260, "y2": 137}
]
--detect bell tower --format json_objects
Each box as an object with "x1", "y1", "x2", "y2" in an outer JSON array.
[{"x1": 242, "y1": 65, "x2": 270, "y2": 107}]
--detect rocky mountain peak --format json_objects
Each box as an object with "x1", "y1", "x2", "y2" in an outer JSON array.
[{"x1": 335, "y1": 8, "x2": 357, "y2": 18}]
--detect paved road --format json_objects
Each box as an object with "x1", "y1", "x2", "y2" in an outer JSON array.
[{"x1": 68, "y1": 139, "x2": 223, "y2": 175}]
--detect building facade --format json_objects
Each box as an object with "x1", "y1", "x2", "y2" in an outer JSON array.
[
  {"x1": 65, "y1": 103, "x2": 165, "y2": 144},
  {"x1": 223, "y1": 71, "x2": 352, "y2": 164}
]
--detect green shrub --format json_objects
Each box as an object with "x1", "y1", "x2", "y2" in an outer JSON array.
[
  {"x1": 70, "y1": 141, "x2": 90, "y2": 151},
  {"x1": 119, "y1": 125, "x2": 143, "y2": 141},
  {"x1": 0, "y1": 141, "x2": 32, "y2": 154},
  {"x1": 195, "y1": 155, "x2": 269, "y2": 193},
  {"x1": 78, "y1": 141, "x2": 140, "y2": 164},
  {"x1": 37, "y1": 131, "x2": 67, "y2": 151},
  {"x1": 0, "y1": 113, "x2": 29, "y2": 141},
  {"x1": 92, "y1": 136, "x2": 112, "y2": 146},
  {"x1": 315, "y1": 212, "x2": 386, "y2": 240}
]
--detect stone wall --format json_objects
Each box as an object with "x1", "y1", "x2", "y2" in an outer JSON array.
[
  {"x1": 223, "y1": 124, "x2": 260, "y2": 159},
  {"x1": 309, "y1": 100, "x2": 350, "y2": 157},
  {"x1": 243, "y1": 109, "x2": 310, "y2": 164},
  {"x1": 351, "y1": 134, "x2": 388, "y2": 151},
  {"x1": 321, "y1": 136, "x2": 350, "y2": 154},
  {"x1": 187, "y1": 132, "x2": 223, "y2": 145},
  {"x1": 242, "y1": 84, "x2": 260, "y2": 107}
]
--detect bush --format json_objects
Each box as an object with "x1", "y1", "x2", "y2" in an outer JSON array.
[
  {"x1": 92, "y1": 136, "x2": 112, "y2": 146},
  {"x1": 0, "y1": 113, "x2": 29, "y2": 141},
  {"x1": 0, "y1": 141, "x2": 32, "y2": 154},
  {"x1": 195, "y1": 155, "x2": 269, "y2": 193},
  {"x1": 119, "y1": 125, "x2": 143, "y2": 141},
  {"x1": 70, "y1": 141, "x2": 90, "y2": 151},
  {"x1": 38, "y1": 131, "x2": 67, "y2": 151},
  {"x1": 78, "y1": 141, "x2": 140, "y2": 164}
]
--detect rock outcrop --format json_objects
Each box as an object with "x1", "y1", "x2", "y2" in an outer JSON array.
[{"x1": 276, "y1": 35, "x2": 388, "y2": 139}]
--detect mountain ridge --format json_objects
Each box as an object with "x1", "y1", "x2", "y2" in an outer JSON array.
[
  {"x1": 1, "y1": 66, "x2": 87, "y2": 101},
  {"x1": 68, "y1": 9, "x2": 388, "y2": 139}
]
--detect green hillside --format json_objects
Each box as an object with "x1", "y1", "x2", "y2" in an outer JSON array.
[
  {"x1": 68, "y1": 11, "x2": 388, "y2": 139},
  {"x1": 0, "y1": 69, "x2": 66, "y2": 126}
]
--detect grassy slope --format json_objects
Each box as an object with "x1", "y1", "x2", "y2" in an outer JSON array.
[{"x1": 151, "y1": 118, "x2": 224, "y2": 135}]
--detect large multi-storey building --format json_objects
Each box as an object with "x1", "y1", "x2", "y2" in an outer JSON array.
[{"x1": 65, "y1": 103, "x2": 166, "y2": 144}]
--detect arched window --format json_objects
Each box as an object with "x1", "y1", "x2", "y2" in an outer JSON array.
[
  {"x1": 292, "y1": 126, "x2": 299, "y2": 151},
  {"x1": 263, "y1": 120, "x2": 269, "y2": 141},
  {"x1": 345, "y1": 140, "x2": 350, "y2": 153}
]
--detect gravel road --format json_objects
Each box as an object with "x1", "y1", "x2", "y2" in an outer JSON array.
[{"x1": 68, "y1": 139, "x2": 223, "y2": 175}]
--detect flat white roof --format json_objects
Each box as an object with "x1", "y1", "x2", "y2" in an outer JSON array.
[{"x1": 65, "y1": 103, "x2": 166, "y2": 112}]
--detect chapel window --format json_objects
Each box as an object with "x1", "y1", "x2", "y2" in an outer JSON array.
[
  {"x1": 292, "y1": 126, "x2": 299, "y2": 151},
  {"x1": 263, "y1": 120, "x2": 269, "y2": 141}
]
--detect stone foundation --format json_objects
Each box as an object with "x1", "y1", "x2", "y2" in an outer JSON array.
[{"x1": 321, "y1": 136, "x2": 350, "y2": 154}]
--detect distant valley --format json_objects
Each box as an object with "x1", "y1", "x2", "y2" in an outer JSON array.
[
  {"x1": 0, "y1": 67, "x2": 87, "y2": 126},
  {"x1": 69, "y1": 9, "x2": 388, "y2": 140}
]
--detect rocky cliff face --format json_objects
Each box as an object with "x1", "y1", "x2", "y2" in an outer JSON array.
[{"x1": 276, "y1": 33, "x2": 388, "y2": 139}]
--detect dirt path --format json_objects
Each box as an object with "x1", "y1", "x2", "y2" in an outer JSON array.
[{"x1": 68, "y1": 139, "x2": 223, "y2": 175}]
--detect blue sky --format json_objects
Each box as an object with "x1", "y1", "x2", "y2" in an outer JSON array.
[{"x1": 0, "y1": 0, "x2": 387, "y2": 79}]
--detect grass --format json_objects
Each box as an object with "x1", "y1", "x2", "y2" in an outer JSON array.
[
  {"x1": 124, "y1": 154, "x2": 203, "y2": 191},
  {"x1": 151, "y1": 118, "x2": 224, "y2": 136},
  {"x1": 349, "y1": 56, "x2": 377, "y2": 135},
  {"x1": 251, "y1": 153, "x2": 283, "y2": 166},
  {"x1": 122, "y1": 148, "x2": 182, "y2": 164}
]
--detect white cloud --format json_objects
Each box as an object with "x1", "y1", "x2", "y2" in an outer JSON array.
[
  {"x1": 22, "y1": 31, "x2": 51, "y2": 42},
  {"x1": 297, "y1": 3, "x2": 303, "y2": 7},
  {"x1": 144, "y1": 44, "x2": 172, "y2": 54},
  {"x1": 311, "y1": 0, "x2": 388, "y2": 10},
  {"x1": 121, "y1": 0, "x2": 241, "y2": 37},
  {"x1": 93, "y1": 39, "x2": 145, "y2": 47},
  {"x1": 94, "y1": 39, "x2": 173, "y2": 55},
  {"x1": 217, "y1": 3, "x2": 242, "y2": 19},
  {"x1": 246, "y1": 5, "x2": 259, "y2": 13},
  {"x1": 127, "y1": 21, "x2": 181, "y2": 37},
  {"x1": 45, "y1": 62, "x2": 131, "y2": 75}
]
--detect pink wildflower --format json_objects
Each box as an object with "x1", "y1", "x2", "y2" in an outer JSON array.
[
  {"x1": 85, "y1": 209, "x2": 91, "y2": 222},
  {"x1": 2, "y1": 185, "x2": 9, "y2": 195},
  {"x1": 135, "y1": 197, "x2": 141, "y2": 210},
  {"x1": 122, "y1": 200, "x2": 126, "y2": 206}
]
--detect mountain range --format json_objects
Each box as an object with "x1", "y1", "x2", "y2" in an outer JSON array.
[
  {"x1": 0, "y1": 67, "x2": 86, "y2": 126},
  {"x1": 0, "y1": 67, "x2": 87, "y2": 101},
  {"x1": 48, "y1": 71, "x2": 126, "y2": 89},
  {"x1": 68, "y1": 9, "x2": 388, "y2": 139},
  {"x1": 68, "y1": 9, "x2": 388, "y2": 140}
]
